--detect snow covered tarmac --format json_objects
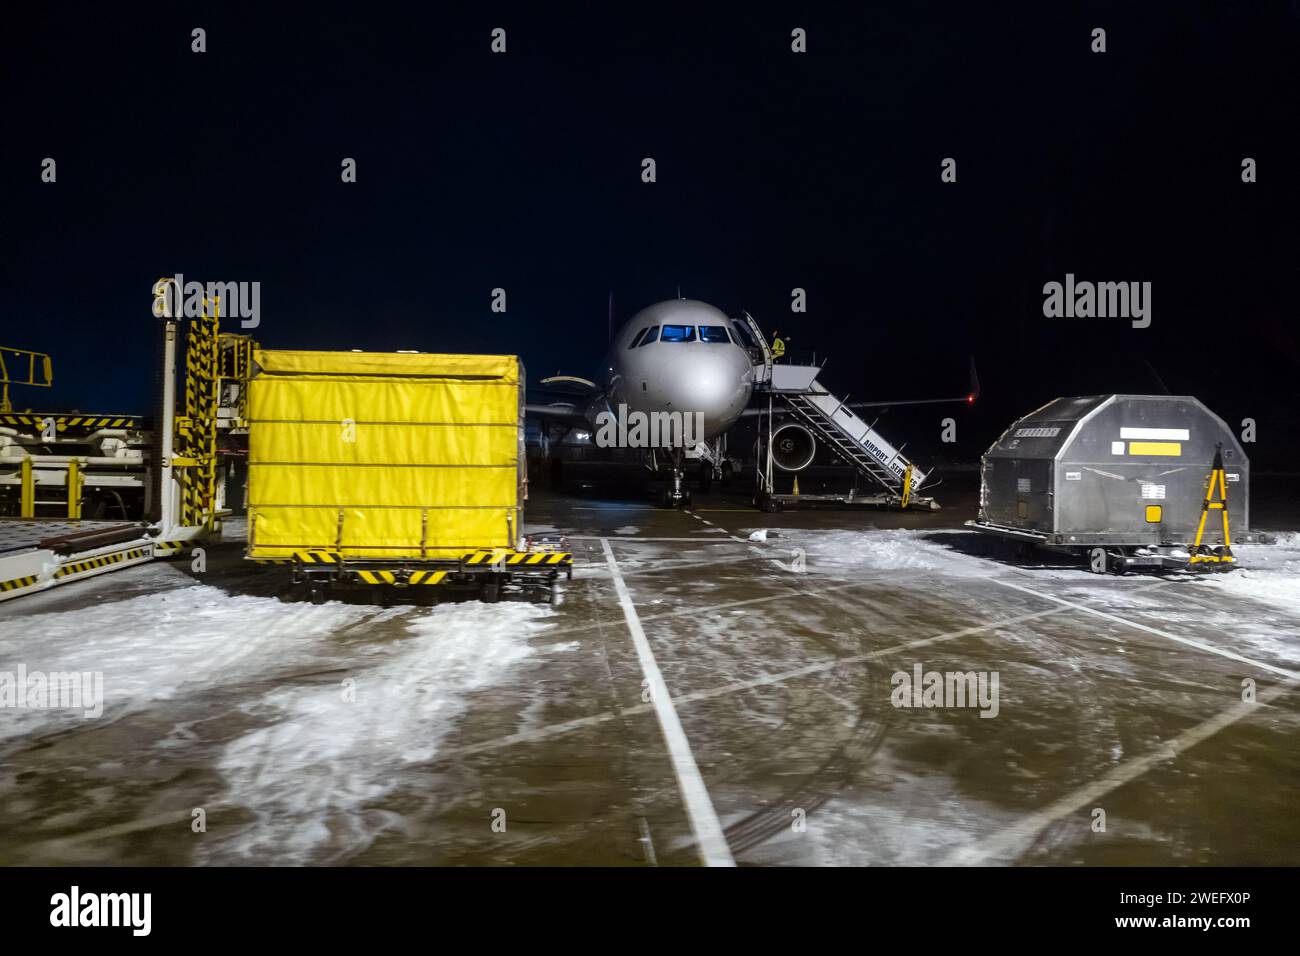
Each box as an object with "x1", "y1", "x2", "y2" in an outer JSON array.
[{"x1": 1, "y1": 489, "x2": 1297, "y2": 865}]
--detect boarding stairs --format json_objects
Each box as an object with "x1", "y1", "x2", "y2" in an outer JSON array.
[{"x1": 765, "y1": 364, "x2": 931, "y2": 504}]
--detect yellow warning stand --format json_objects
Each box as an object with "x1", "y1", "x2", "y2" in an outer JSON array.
[{"x1": 1189, "y1": 447, "x2": 1234, "y2": 567}]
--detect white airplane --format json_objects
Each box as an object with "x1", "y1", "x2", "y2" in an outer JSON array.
[
  {"x1": 528, "y1": 297, "x2": 977, "y2": 507},
  {"x1": 527, "y1": 299, "x2": 760, "y2": 506}
]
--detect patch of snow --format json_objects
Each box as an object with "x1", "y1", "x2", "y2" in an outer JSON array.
[
  {"x1": 1200, "y1": 540, "x2": 1300, "y2": 618},
  {"x1": 204, "y1": 601, "x2": 554, "y2": 863},
  {"x1": 0, "y1": 586, "x2": 380, "y2": 742}
]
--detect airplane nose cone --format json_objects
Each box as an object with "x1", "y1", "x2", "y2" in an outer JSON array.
[{"x1": 659, "y1": 347, "x2": 754, "y2": 437}]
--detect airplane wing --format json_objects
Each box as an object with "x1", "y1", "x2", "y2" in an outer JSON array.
[
  {"x1": 536, "y1": 374, "x2": 601, "y2": 396},
  {"x1": 526, "y1": 375, "x2": 603, "y2": 426},
  {"x1": 846, "y1": 356, "x2": 980, "y2": 410},
  {"x1": 740, "y1": 357, "x2": 979, "y2": 414},
  {"x1": 525, "y1": 402, "x2": 590, "y2": 425}
]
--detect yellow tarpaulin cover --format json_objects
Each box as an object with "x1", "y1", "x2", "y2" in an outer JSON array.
[{"x1": 246, "y1": 350, "x2": 524, "y2": 560}]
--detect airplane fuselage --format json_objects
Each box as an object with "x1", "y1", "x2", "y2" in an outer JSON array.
[{"x1": 599, "y1": 299, "x2": 756, "y2": 441}]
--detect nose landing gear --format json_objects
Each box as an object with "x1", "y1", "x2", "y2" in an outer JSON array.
[{"x1": 659, "y1": 448, "x2": 693, "y2": 508}]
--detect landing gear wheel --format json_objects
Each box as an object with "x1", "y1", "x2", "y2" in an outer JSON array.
[
  {"x1": 660, "y1": 488, "x2": 674, "y2": 509},
  {"x1": 759, "y1": 496, "x2": 783, "y2": 514},
  {"x1": 699, "y1": 466, "x2": 713, "y2": 492},
  {"x1": 681, "y1": 489, "x2": 693, "y2": 508}
]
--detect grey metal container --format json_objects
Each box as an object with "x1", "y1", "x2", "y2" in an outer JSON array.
[{"x1": 976, "y1": 395, "x2": 1248, "y2": 547}]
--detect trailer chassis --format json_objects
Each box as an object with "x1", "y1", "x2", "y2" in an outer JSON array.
[
  {"x1": 287, "y1": 547, "x2": 573, "y2": 605},
  {"x1": 964, "y1": 519, "x2": 1253, "y2": 573}
]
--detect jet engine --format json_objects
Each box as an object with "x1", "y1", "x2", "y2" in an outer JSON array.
[{"x1": 770, "y1": 422, "x2": 818, "y2": 471}]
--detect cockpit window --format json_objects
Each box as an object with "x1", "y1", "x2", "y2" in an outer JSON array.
[
  {"x1": 660, "y1": 325, "x2": 696, "y2": 342},
  {"x1": 698, "y1": 326, "x2": 731, "y2": 343},
  {"x1": 730, "y1": 322, "x2": 756, "y2": 349},
  {"x1": 639, "y1": 325, "x2": 659, "y2": 345},
  {"x1": 628, "y1": 327, "x2": 648, "y2": 349}
]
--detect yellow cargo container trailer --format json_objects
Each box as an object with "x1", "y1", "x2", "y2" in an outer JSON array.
[{"x1": 246, "y1": 349, "x2": 571, "y2": 603}]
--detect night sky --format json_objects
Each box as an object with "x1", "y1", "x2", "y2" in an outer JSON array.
[{"x1": 5, "y1": 2, "x2": 1298, "y2": 466}]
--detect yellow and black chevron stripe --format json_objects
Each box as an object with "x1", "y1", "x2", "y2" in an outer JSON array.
[
  {"x1": 293, "y1": 550, "x2": 340, "y2": 564},
  {"x1": 0, "y1": 574, "x2": 39, "y2": 593},
  {"x1": 353, "y1": 570, "x2": 448, "y2": 585},
  {"x1": 464, "y1": 550, "x2": 572, "y2": 566},
  {"x1": 154, "y1": 540, "x2": 188, "y2": 556},
  {"x1": 0, "y1": 414, "x2": 141, "y2": 429},
  {"x1": 176, "y1": 310, "x2": 221, "y2": 528},
  {"x1": 54, "y1": 546, "x2": 151, "y2": 579}
]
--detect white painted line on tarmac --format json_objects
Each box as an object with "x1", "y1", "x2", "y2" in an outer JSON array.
[
  {"x1": 672, "y1": 605, "x2": 1074, "y2": 705},
  {"x1": 434, "y1": 604, "x2": 1078, "y2": 763},
  {"x1": 940, "y1": 678, "x2": 1299, "y2": 865},
  {"x1": 31, "y1": 808, "x2": 199, "y2": 848},
  {"x1": 991, "y1": 577, "x2": 1299, "y2": 680},
  {"x1": 577, "y1": 554, "x2": 772, "y2": 580},
  {"x1": 600, "y1": 537, "x2": 735, "y2": 867},
  {"x1": 437, "y1": 706, "x2": 648, "y2": 759},
  {"x1": 567, "y1": 536, "x2": 741, "y2": 543},
  {"x1": 566, "y1": 506, "x2": 658, "y2": 512}
]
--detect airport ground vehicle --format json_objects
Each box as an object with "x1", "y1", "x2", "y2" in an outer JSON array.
[
  {"x1": 968, "y1": 394, "x2": 1256, "y2": 572},
  {"x1": 0, "y1": 302, "x2": 230, "y2": 602},
  {"x1": 245, "y1": 350, "x2": 570, "y2": 603}
]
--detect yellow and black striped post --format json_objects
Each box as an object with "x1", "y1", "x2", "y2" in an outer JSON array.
[
  {"x1": 1189, "y1": 447, "x2": 1234, "y2": 566},
  {"x1": 175, "y1": 296, "x2": 222, "y2": 531}
]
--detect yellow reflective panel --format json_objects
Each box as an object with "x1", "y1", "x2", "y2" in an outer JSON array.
[{"x1": 1128, "y1": 441, "x2": 1181, "y2": 456}]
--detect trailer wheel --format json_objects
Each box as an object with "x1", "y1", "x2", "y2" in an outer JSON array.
[
  {"x1": 308, "y1": 583, "x2": 327, "y2": 605},
  {"x1": 482, "y1": 576, "x2": 501, "y2": 603}
]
